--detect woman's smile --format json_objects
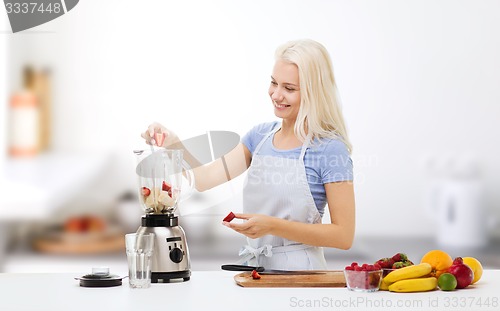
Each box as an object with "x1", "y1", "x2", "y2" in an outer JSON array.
[{"x1": 273, "y1": 101, "x2": 291, "y2": 110}]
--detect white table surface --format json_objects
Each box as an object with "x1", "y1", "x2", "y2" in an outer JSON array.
[{"x1": 0, "y1": 270, "x2": 499, "y2": 311}]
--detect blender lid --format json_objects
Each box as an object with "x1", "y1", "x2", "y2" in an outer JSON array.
[{"x1": 75, "y1": 270, "x2": 126, "y2": 287}]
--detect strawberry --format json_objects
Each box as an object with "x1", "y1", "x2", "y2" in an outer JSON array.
[
  {"x1": 162, "y1": 181, "x2": 172, "y2": 197},
  {"x1": 154, "y1": 132, "x2": 166, "y2": 147},
  {"x1": 141, "y1": 187, "x2": 151, "y2": 196},
  {"x1": 368, "y1": 272, "x2": 381, "y2": 287},
  {"x1": 223, "y1": 211, "x2": 236, "y2": 222},
  {"x1": 251, "y1": 270, "x2": 261, "y2": 279},
  {"x1": 392, "y1": 261, "x2": 413, "y2": 269},
  {"x1": 375, "y1": 258, "x2": 395, "y2": 269},
  {"x1": 391, "y1": 253, "x2": 408, "y2": 262},
  {"x1": 162, "y1": 181, "x2": 171, "y2": 192}
]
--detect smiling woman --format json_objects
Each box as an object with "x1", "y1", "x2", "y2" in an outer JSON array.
[
  {"x1": 231, "y1": 40, "x2": 354, "y2": 270},
  {"x1": 141, "y1": 39, "x2": 355, "y2": 271},
  {"x1": 272, "y1": 40, "x2": 351, "y2": 152}
]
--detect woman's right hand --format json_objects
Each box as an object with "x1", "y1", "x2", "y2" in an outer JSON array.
[{"x1": 141, "y1": 122, "x2": 180, "y2": 148}]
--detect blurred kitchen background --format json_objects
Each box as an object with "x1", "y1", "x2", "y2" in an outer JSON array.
[{"x1": 1, "y1": 0, "x2": 500, "y2": 274}]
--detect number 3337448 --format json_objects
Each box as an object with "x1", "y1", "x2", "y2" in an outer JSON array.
[{"x1": 5, "y1": 2, "x2": 61, "y2": 14}]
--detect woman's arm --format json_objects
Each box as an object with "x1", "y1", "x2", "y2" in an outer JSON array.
[
  {"x1": 225, "y1": 181, "x2": 355, "y2": 249},
  {"x1": 141, "y1": 123, "x2": 252, "y2": 192},
  {"x1": 189, "y1": 142, "x2": 252, "y2": 192}
]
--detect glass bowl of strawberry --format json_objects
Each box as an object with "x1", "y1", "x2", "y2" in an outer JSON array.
[
  {"x1": 382, "y1": 269, "x2": 396, "y2": 277},
  {"x1": 344, "y1": 262, "x2": 383, "y2": 292}
]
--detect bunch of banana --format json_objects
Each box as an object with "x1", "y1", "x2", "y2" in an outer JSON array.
[
  {"x1": 381, "y1": 263, "x2": 437, "y2": 293},
  {"x1": 388, "y1": 277, "x2": 438, "y2": 293}
]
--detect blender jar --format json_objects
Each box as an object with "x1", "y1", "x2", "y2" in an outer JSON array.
[{"x1": 134, "y1": 149, "x2": 193, "y2": 215}]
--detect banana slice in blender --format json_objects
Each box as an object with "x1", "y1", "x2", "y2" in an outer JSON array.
[{"x1": 158, "y1": 190, "x2": 175, "y2": 207}]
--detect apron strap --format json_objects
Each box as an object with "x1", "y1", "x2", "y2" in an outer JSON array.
[
  {"x1": 236, "y1": 243, "x2": 314, "y2": 266},
  {"x1": 254, "y1": 123, "x2": 312, "y2": 160},
  {"x1": 236, "y1": 244, "x2": 272, "y2": 266},
  {"x1": 253, "y1": 125, "x2": 280, "y2": 155},
  {"x1": 299, "y1": 135, "x2": 312, "y2": 160}
]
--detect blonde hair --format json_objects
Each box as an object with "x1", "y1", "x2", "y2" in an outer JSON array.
[{"x1": 275, "y1": 39, "x2": 352, "y2": 153}]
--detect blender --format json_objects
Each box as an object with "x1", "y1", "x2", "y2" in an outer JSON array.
[{"x1": 134, "y1": 147, "x2": 194, "y2": 282}]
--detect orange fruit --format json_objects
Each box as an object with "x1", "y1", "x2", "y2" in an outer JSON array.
[
  {"x1": 463, "y1": 257, "x2": 483, "y2": 284},
  {"x1": 420, "y1": 250, "x2": 453, "y2": 277}
]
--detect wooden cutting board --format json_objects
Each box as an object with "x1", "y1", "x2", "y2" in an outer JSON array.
[
  {"x1": 32, "y1": 229, "x2": 125, "y2": 255},
  {"x1": 234, "y1": 270, "x2": 346, "y2": 287}
]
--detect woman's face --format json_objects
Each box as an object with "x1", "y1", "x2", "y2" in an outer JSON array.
[{"x1": 268, "y1": 60, "x2": 301, "y2": 122}]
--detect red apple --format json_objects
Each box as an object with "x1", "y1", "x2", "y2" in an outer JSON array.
[
  {"x1": 447, "y1": 257, "x2": 474, "y2": 289},
  {"x1": 64, "y1": 217, "x2": 84, "y2": 233},
  {"x1": 86, "y1": 216, "x2": 106, "y2": 232}
]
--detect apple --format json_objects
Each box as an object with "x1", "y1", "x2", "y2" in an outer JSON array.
[{"x1": 64, "y1": 217, "x2": 84, "y2": 233}]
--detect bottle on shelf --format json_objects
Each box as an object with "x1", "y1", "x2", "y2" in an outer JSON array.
[
  {"x1": 8, "y1": 65, "x2": 52, "y2": 157},
  {"x1": 8, "y1": 66, "x2": 40, "y2": 157}
]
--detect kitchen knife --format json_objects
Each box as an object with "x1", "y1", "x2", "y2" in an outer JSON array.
[{"x1": 221, "y1": 264, "x2": 326, "y2": 275}]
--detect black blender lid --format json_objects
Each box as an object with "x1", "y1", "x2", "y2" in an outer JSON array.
[{"x1": 75, "y1": 268, "x2": 126, "y2": 287}]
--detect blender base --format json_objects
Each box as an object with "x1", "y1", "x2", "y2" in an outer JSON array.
[{"x1": 151, "y1": 270, "x2": 191, "y2": 283}]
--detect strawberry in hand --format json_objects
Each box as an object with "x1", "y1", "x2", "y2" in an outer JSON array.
[{"x1": 223, "y1": 212, "x2": 236, "y2": 223}]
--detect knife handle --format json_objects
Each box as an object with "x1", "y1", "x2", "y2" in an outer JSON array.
[{"x1": 221, "y1": 264, "x2": 264, "y2": 272}]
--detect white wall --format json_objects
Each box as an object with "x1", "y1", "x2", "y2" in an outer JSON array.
[{"x1": 4, "y1": 0, "x2": 500, "y2": 238}]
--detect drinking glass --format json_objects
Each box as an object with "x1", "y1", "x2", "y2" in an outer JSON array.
[{"x1": 125, "y1": 233, "x2": 155, "y2": 288}]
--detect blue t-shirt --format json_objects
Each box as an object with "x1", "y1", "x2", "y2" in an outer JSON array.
[{"x1": 242, "y1": 121, "x2": 353, "y2": 217}]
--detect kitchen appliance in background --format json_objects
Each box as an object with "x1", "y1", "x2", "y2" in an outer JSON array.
[
  {"x1": 134, "y1": 145, "x2": 194, "y2": 282},
  {"x1": 424, "y1": 155, "x2": 492, "y2": 249}
]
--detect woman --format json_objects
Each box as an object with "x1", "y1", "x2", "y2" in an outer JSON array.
[{"x1": 142, "y1": 39, "x2": 355, "y2": 270}]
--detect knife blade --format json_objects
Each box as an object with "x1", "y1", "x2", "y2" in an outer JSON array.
[
  {"x1": 259, "y1": 269, "x2": 326, "y2": 275},
  {"x1": 221, "y1": 264, "x2": 326, "y2": 275}
]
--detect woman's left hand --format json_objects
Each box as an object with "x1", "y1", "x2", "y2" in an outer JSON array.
[{"x1": 222, "y1": 213, "x2": 275, "y2": 239}]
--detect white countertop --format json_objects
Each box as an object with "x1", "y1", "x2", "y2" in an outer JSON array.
[{"x1": 0, "y1": 270, "x2": 499, "y2": 311}]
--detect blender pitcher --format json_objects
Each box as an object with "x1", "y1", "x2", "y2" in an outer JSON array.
[
  {"x1": 133, "y1": 148, "x2": 195, "y2": 283},
  {"x1": 134, "y1": 149, "x2": 194, "y2": 215}
]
